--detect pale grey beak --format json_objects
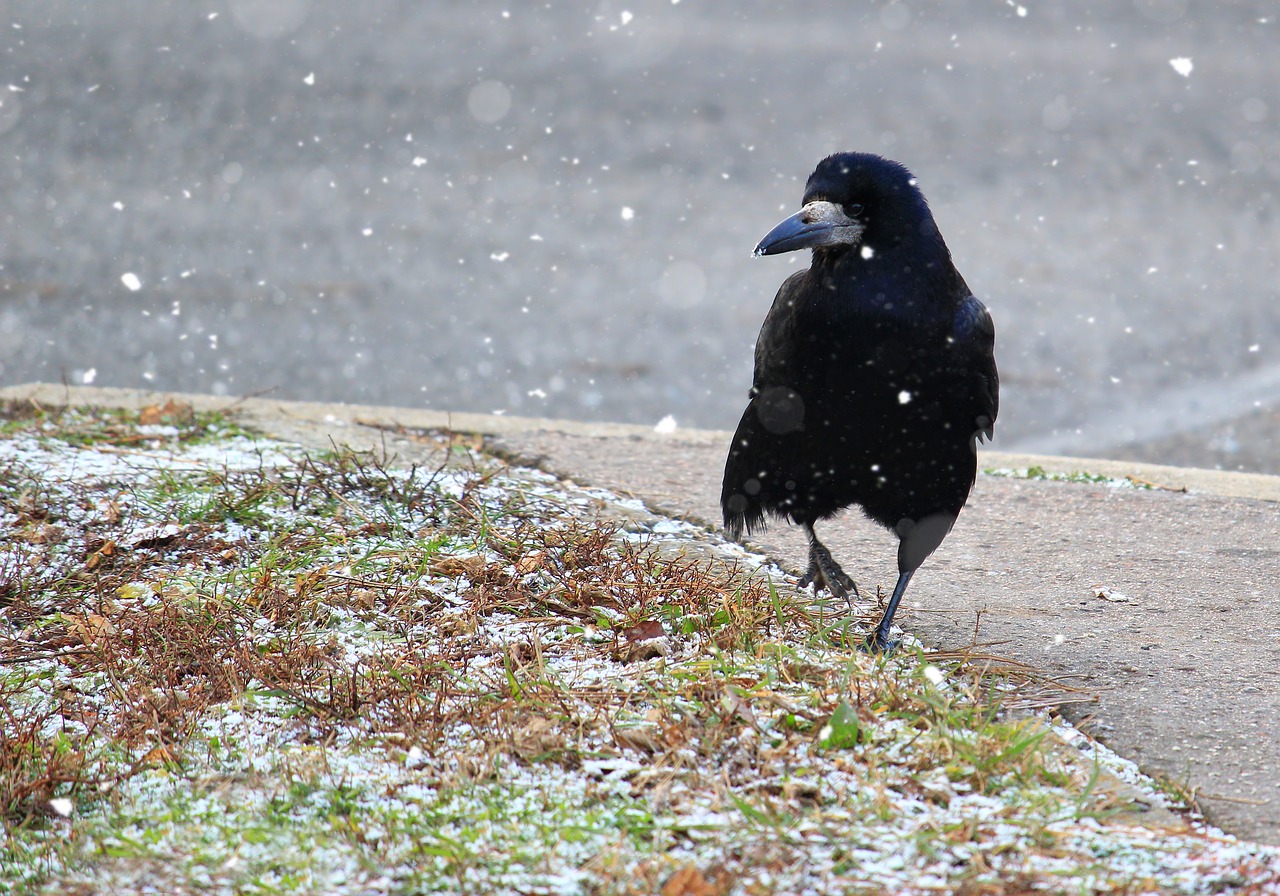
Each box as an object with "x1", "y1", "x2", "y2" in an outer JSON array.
[{"x1": 754, "y1": 201, "x2": 865, "y2": 256}]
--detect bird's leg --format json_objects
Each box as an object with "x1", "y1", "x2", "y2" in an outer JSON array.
[
  {"x1": 863, "y1": 568, "x2": 915, "y2": 653},
  {"x1": 796, "y1": 523, "x2": 859, "y2": 606}
]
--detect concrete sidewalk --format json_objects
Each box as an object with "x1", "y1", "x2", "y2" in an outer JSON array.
[{"x1": 6, "y1": 383, "x2": 1279, "y2": 845}]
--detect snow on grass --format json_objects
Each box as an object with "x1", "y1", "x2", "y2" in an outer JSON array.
[
  {"x1": 2, "y1": 401, "x2": 1279, "y2": 894},
  {"x1": 982, "y1": 464, "x2": 1153, "y2": 489}
]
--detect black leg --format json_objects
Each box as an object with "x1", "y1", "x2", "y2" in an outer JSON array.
[
  {"x1": 796, "y1": 524, "x2": 859, "y2": 605},
  {"x1": 863, "y1": 568, "x2": 915, "y2": 653}
]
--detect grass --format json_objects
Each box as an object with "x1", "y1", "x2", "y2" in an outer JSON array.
[
  {"x1": 982, "y1": 464, "x2": 1155, "y2": 489},
  {"x1": 0, "y1": 396, "x2": 253, "y2": 446},
  {"x1": 1, "y1": 399, "x2": 1277, "y2": 894}
]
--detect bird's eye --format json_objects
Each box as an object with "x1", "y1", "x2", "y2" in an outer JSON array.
[{"x1": 843, "y1": 203, "x2": 864, "y2": 218}]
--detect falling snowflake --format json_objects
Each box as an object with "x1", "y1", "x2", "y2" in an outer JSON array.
[{"x1": 1169, "y1": 57, "x2": 1193, "y2": 77}]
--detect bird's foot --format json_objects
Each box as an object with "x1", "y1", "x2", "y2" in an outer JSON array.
[
  {"x1": 860, "y1": 627, "x2": 901, "y2": 654},
  {"x1": 798, "y1": 542, "x2": 859, "y2": 607}
]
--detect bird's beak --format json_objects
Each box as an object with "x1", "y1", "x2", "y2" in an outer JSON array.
[{"x1": 753, "y1": 200, "x2": 864, "y2": 257}]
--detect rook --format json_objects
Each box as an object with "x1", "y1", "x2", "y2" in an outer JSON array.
[{"x1": 721, "y1": 153, "x2": 999, "y2": 651}]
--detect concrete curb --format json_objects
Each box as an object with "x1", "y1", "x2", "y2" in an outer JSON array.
[{"x1": 6, "y1": 383, "x2": 1279, "y2": 504}]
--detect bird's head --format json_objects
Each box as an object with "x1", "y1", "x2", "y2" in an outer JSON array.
[{"x1": 753, "y1": 152, "x2": 933, "y2": 258}]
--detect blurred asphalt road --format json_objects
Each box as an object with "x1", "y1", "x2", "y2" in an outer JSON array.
[{"x1": 2, "y1": 1, "x2": 1279, "y2": 470}]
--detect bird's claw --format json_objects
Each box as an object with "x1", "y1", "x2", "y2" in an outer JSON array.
[
  {"x1": 799, "y1": 549, "x2": 859, "y2": 609},
  {"x1": 861, "y1": 629, "x2": 901, "y2": 654},
  {"x1": 798, "y1": 555, "x2": 860, "y2": 611},
  {"x1": 830, "y1": 567, "x2": 858, "y2": 595}
]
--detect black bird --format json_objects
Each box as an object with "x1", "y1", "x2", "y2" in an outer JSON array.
[{"x1": 721, "y1": 152, "x2": 998, "y2": 651}]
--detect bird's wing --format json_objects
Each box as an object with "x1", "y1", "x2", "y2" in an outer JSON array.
[
  {"x1": 751, "y1": 270, "x2": 811, "y2": 391},
  {"x1": 954, "y1": 295, "x2": 999, "y2": 441}
]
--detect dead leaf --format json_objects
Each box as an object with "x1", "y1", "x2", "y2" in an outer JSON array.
[
  {"x1": 623, "y1": 619, "x2": 666, "y2": 643},
  {"x1": 429, "y1": 556, "x2": 487, "y2": 578},
  {"x1": 478, "y1": 562, "x2": 513, "y2": 588},
  {"x1": 616, "y1": 637, "x2": 671, "y2": 663},
  {"x1": 570, "y1": 583, "x2": 620, "y2": 610},
  {"x1": 67, "y1": 613, "x2": 116, "y2": 646},
  {"x1": 515, "y1": 551, "x2": 546, "y2": 574},
  {"x1": 513, "y1": 715, "x2": 564, "y2": 760},
  {"x1": 142, "y1": 743, "x2": 179, "y2": 766},
  {"x1": 91, "y1": 538, "x2": 117, "y2": 558},
  {"x1": 139, "y1": 399, "x2": 194, "y2": 426},
  {"x1": 127, "y1": 523, "x2": 185, "y2": 549},
  {"x1": 719, "y1": 690, "x2": 762, "y2": 731},
  {"x1": 84, "y1": 538, "x2": 118, "y2": 569},
  {"x1": 614, "y1": 726, "x2": 665, "y2": 754},
  {"x1": 25, "y1": 522, "x2": 62, "y2": 545},
  {"x1": 437, "y1": 614, "x2": 477, "y2": 636},
  {"x1": 661, "y1": 865, "x2": 717, "y2": 896}
]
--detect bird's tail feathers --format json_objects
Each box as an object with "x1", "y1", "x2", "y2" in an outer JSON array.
[{"x1": 722, "y1": 502, "x2": 767, "y2": 543}]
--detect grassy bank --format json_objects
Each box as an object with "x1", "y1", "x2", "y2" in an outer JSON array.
[{"x1": 2, "y1": 400, "x2": 1276, "y2": 894}]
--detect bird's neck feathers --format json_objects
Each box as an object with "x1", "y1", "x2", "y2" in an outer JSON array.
[
  {"x1": 810, "y1": 225, "x2": 964, "y2": 321},
  {"x1": 813, "y1": 220, "x2": 951, "y2": 278}
]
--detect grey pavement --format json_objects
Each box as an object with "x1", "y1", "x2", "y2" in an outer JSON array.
[
  {"x1": 2, "y1": 3, "x2": 1280, "y2": 471},
  {"x1": 6, "y1": 382, "x2": 1279, "y2": 846}
]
